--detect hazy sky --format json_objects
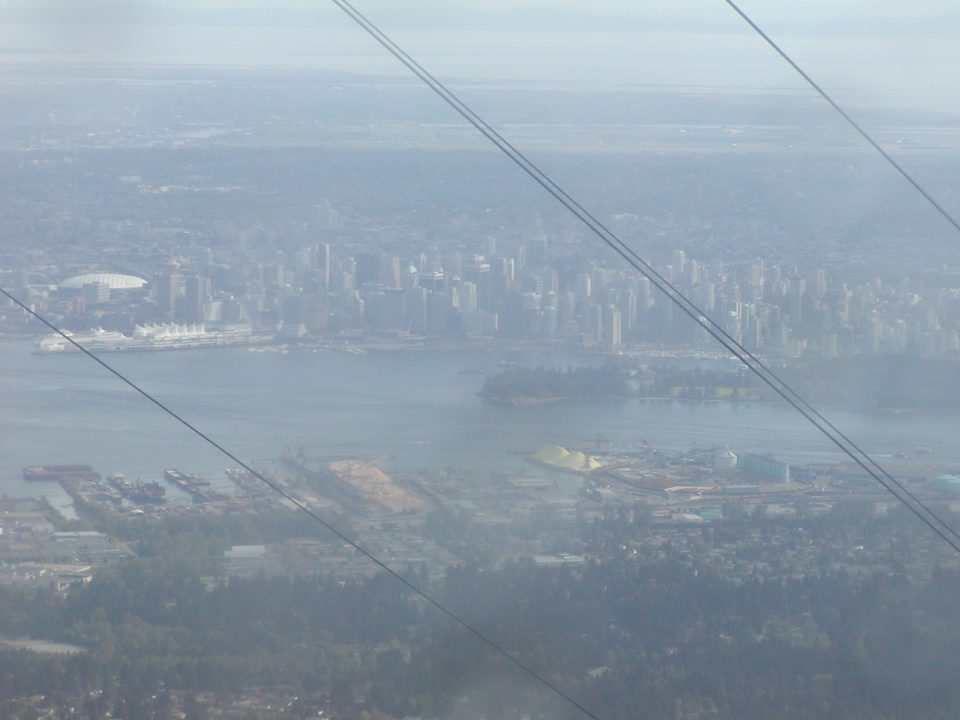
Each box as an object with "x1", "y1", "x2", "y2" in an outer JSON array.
[
  {"x1": 0, "y1": 1, "x2": 957, "y2": 27},
  {"x1": 0, "y1": 1, "x2": 957, "y2": 110}
]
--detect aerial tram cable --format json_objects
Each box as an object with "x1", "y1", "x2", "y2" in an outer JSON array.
[
  {"x1": 4, "y1": 5, "x2": 960, "y2": 720},
  {"x1": 716, "y1": 0, "x2": 960, "y2": 538},
  {"x1": 723, "y1": 0, "x2": 960, "y2": 237},
  {"x1": 328, "y1": 0, "x2": 960, "y2": 552},
  {"x1": 0, "y1": 285, "x2": 606, "y2": 720},
  {"x1": 328, "y1": 0, "x2": 960, "y2": 548}
]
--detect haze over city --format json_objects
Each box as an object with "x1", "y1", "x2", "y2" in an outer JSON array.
[{"x1": 1, "y1": 2, "x2": 960, "y2": 718}]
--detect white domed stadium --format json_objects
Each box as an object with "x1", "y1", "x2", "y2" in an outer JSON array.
[{"x1": 59, "y1": 273, "x2": 148, "y2": 290}]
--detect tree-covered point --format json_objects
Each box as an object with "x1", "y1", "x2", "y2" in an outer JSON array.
[
  {"x1": 778, "y1": 355, "x2": 960, "y2": 411},
  {"x1": 479, "y1": 362, "x2": 764, "y2": 405}
]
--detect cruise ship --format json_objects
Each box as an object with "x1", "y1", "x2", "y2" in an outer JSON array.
[{"x1": 36, "y1": 322, "x2": 269, "y2": 353}]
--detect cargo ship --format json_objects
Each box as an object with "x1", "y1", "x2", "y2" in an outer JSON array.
[
  {"x1": 163, "y1": 468, "x2": 209, "y2": 489},
  {"x1": 35, "y1": 322, "x2": 271, "y2": 353},
  {"x1": 107, "y1": 474, "x2": 167, "y2": 504},
  {"x1": 23, "y1": 465, "x2": 101, "y2": 482},
  {"x1": 225, "y1": 467, "x2": 261, "y2": 492},
  {"x1": 163, "y1": 469, "x2": 226, "y2": 503}
]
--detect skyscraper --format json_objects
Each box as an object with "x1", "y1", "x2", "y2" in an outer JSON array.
[
  {"x1": 317, "y1": 200, "x2": 339, "y2": 231},
  {"x1": 379, "y1": 255, "x2": 402, "y2": 290},
  {"x1": 182, "y1": 274, "x2": 207, "y2": 323},
  {"x1": 312, "y1": 243, "x2": 332, "y2": 290},
  {"x1": 464, "y1": 259, "x2": 491, "y2": 311},
  {"x1": 156, "y1": 264, "x2": 182, "y2": 317},
  {"x1": 605, "y1": 305, "x2": 622, "y2": 348}
]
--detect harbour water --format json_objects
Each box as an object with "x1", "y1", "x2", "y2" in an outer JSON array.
[{"x1": 2, "y1": 341, "x2": 959, "y2": 501}]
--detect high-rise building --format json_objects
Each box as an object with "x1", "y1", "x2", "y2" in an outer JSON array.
[
  {"x1": 584, "y1": 303, "x2": 603, "y2": 346},
  {"x1": 427, "y1": 291, "x2": 451, "y2": 334},
  {"x1": 317, "y1": 200, "x2": 339, "y2": 231},
  {"x1": 525, "y1": 236, "x2": 549, "y2": 268},
  {"x1": 492, "y1": 256, "x2": 515, "y2": 285},
  {"x1": 182, "y1": 274, "x2": 207, "y2": 323},
  {"x1": 406, "y1": 287, "x2": 427, "y2": 335},
  {"x1": 464, "y1": 259, "x2": 492, "y2": 311},
  {"x1": 304, "y1": 293, "x2": 329, "y2": 333},
  {"x1": 592, "y1": 268, "x2": 607, "y2": 297},
  {"x1": 379, "y1": 288, "x2": 406, "y2": 332},
  {"x1": 263, "y1": 263, "x2": 284, "y2": 288},
  {"x1": 379, "y1": 256, "x2": 402, "y2": 289},
  {"x1": 402, "y1": 262, "x2": 419, "y2": 290},
  {"x1": 542, "y1": 305, "x2": 558, "y2": 340},
  {"x1": 281, "y1": 297, "x2": 303, "y2": 325},
  {"x1": 574, "y1": 273, "x2": 592, "y2": 300},
  {"x1": 619, "y1": 289, "x2": 637, "y2": 336},
  {"x1": 521, "y1": 291, "x2": 543, "y2": 337},
  {"x1": 156, "y1": 268, "x2": 182, "y2": 316},
  {"x1": 672, "y1": 249, "x2": 687, "y2": 276},
  {"x1": 543, "y1": 268, "x2": 560, "y2": 295},
  {"x1": 605, "y1": 305, "x2": 622, "y2": 348},
  {"x1": 419, "y1": 270, "x2": 445, "y2": 293},
  {"x1": 788, "y1": 277, "x2": 806, "y2": 324},
  {"x1": 459, "y1": 281, "x2": 479, "y2": 313},
  {"x1": 312, "y1": 243, "x2": 332, "y2": 290},
  {"x1": 354, "y1": 254, "x2": 379, "y2": 286},
  {"x1": 558, "y1": 292, "x2": 577, "y2": 325}
]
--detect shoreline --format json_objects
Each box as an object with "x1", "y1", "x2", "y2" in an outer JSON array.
[{"x1": 7, "y1": 332, "x2": 743, "y2": 363}]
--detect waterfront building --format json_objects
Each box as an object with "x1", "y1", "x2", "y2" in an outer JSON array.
[{"x1": 740, "y1": 453, "x2": 790, "y2": 483}]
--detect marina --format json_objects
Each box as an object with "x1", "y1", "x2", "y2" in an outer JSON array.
[{"x1": 35, "y1": 322, "x2": 269, "y2": 353}]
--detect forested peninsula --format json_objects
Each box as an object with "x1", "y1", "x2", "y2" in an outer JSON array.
[{"x1": 478, "y1": 365, "x2": 631, "y2": 405}]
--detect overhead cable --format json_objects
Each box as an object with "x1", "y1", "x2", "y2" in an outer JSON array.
[
  {"x1": 6, "y1": 5, "x2": 960, "y2": 720},
  {"x1": 723, "y1": 0, "x2": 960, "y2": 236},
  {"x1": 0, "y1": 287, "x2": 604, "y2": 720},
  {"x1": 329, "y1": 0, "x2": 960, "y2": 554}
]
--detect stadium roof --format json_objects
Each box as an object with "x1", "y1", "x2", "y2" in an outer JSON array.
[{"x1": 59, "y1": 273, "x2": 148, "y2": 290}]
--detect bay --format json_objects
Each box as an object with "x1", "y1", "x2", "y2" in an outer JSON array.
[{"x1": 2, "y1": 341, "x2": 958, "y2": 500}]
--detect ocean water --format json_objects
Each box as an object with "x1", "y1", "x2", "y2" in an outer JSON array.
[{"x1": 2, "y1": 341, "x2": 959, "y2": 499}]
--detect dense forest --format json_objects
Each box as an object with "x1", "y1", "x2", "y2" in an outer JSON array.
[
  {"x1": 777, "y1": 355, "x2": 960, "y2": 411},
  {"x1": 647, "y1": 355, "x2": 960, "y2": 410},
  {"x1": 477, "y1": 356, "x2": 960, "y2": 410},
  {"x1": 478, "y1": 364, "x2": 631, "y2": 404},
  {"x1": 643, "y1": 365, "x2": 758, "y2": 400},
  {"x1": 3, "y1": 507, "x2": 960, "y2": 719},
  {"x1": 637, "y1": 356, "x2": 960, "y2": 409}
]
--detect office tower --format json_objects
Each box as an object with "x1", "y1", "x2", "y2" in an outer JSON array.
[
  {"x1": 406, "y1": 286, "x2": 427, "y2": 334},
  {"x1": 525, "y1": 235, "x2": 549, "y2": 268},
  {"x1": 157, "y1": 267, "x2": 182, "y2": 316},
  {"x1": 182, "y1": 274, "x2": 207, "y2": 323},
  {"x1": 427, "y1": 291, "x2": 451, "y2": 334},
  {"x1": 379, "y1": 256, "x2": 402, "y2": 289},
  {"x1": 464, "y1": 259, "x2": 492, "y2": 311},
  {"x1": 574, "y1": 273, "x2": 592, "y2": 300},
  {"x1": 672, "y1": 249, "x2": 687, "y2": 276},
  {"x1": 317, "y1": 200, "x2": 339, "y2": 230},
  {"x1": 605, "y1": 305, "x2": 622, "y2": 348}
]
